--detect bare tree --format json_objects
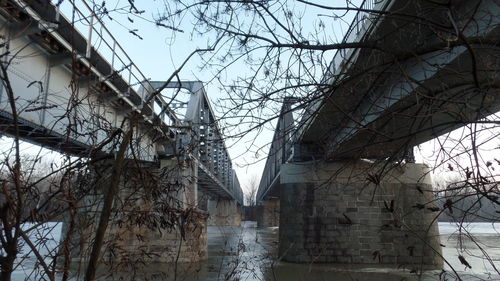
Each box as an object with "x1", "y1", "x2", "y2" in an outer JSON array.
[{"x1": 244, "y1": 174, "x2": 259, "y2": 207}]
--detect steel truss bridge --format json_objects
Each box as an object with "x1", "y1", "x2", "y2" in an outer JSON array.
[{"x1": 0, "y1": 0, "x2": 242, "y2": 205}]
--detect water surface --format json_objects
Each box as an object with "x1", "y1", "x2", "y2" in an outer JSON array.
[{"x1": 12, "y1": 221, "x2": 500, "y2": 280}]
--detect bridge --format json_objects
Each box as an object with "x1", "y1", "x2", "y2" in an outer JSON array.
[
  {"x1": 0, "y1": 0, "x2": 242, "y2": 265},
  {"x1": 257, "y1": 0, "x2": 499, "y2": 267}
]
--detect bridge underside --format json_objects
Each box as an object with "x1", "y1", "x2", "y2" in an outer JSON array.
[
  {"x1": 0, "y1": 111, "x2": 90, "y2": 155},
  {"x1": 300, "y1": 0, "x2": 500, "y2": 160}
]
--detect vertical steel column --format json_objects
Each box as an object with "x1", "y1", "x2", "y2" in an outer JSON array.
[{"x1": 86, "y1": 6, "x2": 94, "y2": 59}]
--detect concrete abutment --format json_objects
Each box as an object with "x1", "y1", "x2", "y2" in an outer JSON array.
[{"x1": 279, "y1": 161, "x2": 443, "y2": 268}]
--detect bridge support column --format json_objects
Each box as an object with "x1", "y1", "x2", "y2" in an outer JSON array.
[
  {"x1": 257, "y1": 198, "x2": 280, "y2": 227},
  {"x1": 279, "y1": 161, "x2": 443, "y2": 268},
  {"x1": 62, "y1": 158, "x2": 208, "y2": 269},
  {"x1": 207, "y1": 199, "x2": 241, "y2": 226}
]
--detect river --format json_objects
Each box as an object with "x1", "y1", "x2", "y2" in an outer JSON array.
[{"x1": 10, "y1": 221, "x2": 500, "y2": 280}]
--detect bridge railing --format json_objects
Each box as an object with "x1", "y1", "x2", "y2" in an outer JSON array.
[
  {"x1": 326, "y1": 0, "x2": 389, "y2": 80},
  {"x1": 58, "y1": 0, "x2": 179, "y2": 126},
  {"x1": 297, "y1": 0, "x2": 391, "y2": 141},
  {"x1": 256, "y1": 99, "x2": 296, "y2": 203}
]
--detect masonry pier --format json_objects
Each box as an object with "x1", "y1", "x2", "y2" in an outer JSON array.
[
  {"x1": 278, "y1": 161, "x2": 443, "y2": 267},
  {"x1": 257, "y1": 198, "x2": 280, "y2": 227},
  {"x1": 207, "y1": 199, "x2": 242, "y2": 226},
  {"x1": 64, "y1": 158, "x2": 208, "y2": 267}
]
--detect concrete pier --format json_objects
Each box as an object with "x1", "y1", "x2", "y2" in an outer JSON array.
[{"x1": 279, "y1": 161, "x2": 443, "y2": 267}]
